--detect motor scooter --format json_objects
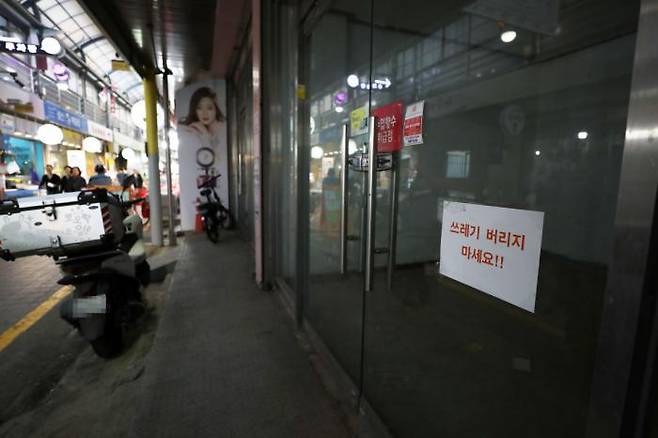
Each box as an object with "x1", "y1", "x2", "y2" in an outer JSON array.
[
  {"x1": 0, "y1": 189, "x2": 150, "y2": 358},
  {"x1": 197, "y1": 174, "x2": 234, "y2": 243},
  {"x1": 58, "y1": 195, "x2": 150, "y2": 358}
]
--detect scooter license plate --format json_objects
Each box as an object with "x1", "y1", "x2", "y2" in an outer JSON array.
[{"x1": 72, "y1": 295, "x2": 107, "y2": 317}]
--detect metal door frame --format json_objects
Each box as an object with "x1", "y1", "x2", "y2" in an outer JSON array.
[{"x1": 586, "y1": 1, "x2": 658, "y2": 436}]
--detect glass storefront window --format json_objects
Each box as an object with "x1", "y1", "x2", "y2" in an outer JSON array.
[
  {"x1": 1, "y1": 135, "x2": 44, "y2": 184},
  {"x1": 300, "y1": 0, "x2": 643, "y2": 436}
]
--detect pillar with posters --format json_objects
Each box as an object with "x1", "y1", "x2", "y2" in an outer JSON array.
[{"x1": 175, "y1": 80, "x2": 229, "y2": 231}]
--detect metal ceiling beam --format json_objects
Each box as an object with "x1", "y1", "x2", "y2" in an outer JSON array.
[
  {"x1": 1, "y1": 0, "x2": 133, "y2": 109},
  {"x1": 76, "y1": 0, "x2": 155, "y2": 78},
  {"x1": 79, "y1": 35, "x2": 105, "y2": 50},
  {"x1": 1, "y1": 0, "x2": 44, "y2": 34}
]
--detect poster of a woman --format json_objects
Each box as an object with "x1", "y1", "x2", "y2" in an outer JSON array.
[{"x1": 176, "y1": 80, "x2": 229, "y2": 231}]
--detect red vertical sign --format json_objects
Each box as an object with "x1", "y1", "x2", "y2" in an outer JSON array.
[{"x1": 372, "y1": 101, "x2": 403, "y2": 152}]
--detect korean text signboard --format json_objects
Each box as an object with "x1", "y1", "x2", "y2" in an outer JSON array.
[
  {"x1": 372, "y1": 101, "x2": 403, "y2": 152},
  {"x1": 43, "y1": 101, "x2": 87, "y2": 133},
  {"x1": 87, "y1": 120, "x2": 113, "y2": 142},
  {"x1": 439, "y1": 201, "x2": 544, "y2": 312},
  {"x1": 403, "y1": 100, "x2": 424, "y2": 146}
]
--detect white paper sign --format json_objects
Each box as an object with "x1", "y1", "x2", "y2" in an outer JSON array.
[
  {"x1": 403, "y1": 100, "x2": 424, "y2": 146},
  {"x1": 440, "y1": 201, "x2": 544, "y2": 312}
]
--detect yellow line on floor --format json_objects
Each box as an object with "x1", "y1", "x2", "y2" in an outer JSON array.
[{"x1": 0, "y1": 285, "x2": 73, "y2": 353}]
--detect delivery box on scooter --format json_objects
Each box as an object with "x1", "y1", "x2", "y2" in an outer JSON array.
[{"x1": 0, "y1": 189, "x2": 125, "y2": 260}]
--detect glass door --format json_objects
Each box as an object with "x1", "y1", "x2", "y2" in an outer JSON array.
[
  {"x1": 362, "y1": 1, "x2": 642, "y2": 437},
  {"x1": 303, "y1": 0, "x2": 375, "y2": 387}
]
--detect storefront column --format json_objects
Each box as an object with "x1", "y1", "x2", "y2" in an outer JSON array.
[{"x1": 144, "y1": 70, "x2": 163, "y2": 246}]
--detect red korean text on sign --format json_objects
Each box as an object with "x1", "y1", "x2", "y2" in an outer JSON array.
[
  {"x1": 372, "y1": 101, "x2": 403, "y2": 152},
  {"x1": 403, "y1": 113, "x2": 423, "y2": 137},
  {"x1": 449, "y1": 222, "x2": 480, "y2": 239},
  {"x1": 461, "y1": 245, "x2": 504, "y2": 269},
  {"x1": 486, "y1": 228, "x2": 526, "y2": 251}
]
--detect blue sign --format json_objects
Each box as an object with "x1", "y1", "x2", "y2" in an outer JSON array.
[{"x1": 43, "y1": 100, "x2": 88, "y2": 133}]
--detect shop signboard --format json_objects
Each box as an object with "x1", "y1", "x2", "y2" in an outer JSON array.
[
  {"x1": 111, "y1": 59, "x2": 131, "y2": 72},
  {"x1": 439, "y1": 201, "x2": 544, "y2": 312},
  {"x1": 350, "y1": 104, "x2": 368, "y2": 136},
  {"x1": 372, "y1": 101, "x2": 403, "y2": 152},
  {"x1": 43, "y1": 101, "x2": 87, "y2": 133},
  {"x1": 403, "y1": 100, "x2": 424, "y2": 146},
  {"x1": 87, "y1": 120, "x2": 113, "y2": 142}
]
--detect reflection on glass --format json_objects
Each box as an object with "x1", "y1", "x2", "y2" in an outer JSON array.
[{"x1": 361, "y1": 0, "x2": 641, "y2": 437}]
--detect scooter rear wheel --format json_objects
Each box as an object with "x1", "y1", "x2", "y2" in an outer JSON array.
[
  {"x1": 205, "y1": 221, "x2": 219, "y2": 243},
  {"x1": 219, "y1": 207, "x2": 235, "y2": 230}
]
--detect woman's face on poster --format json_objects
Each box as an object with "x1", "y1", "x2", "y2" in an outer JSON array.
[{"x1": 196, "y1": 97, "x2": 216, "y2": 126}]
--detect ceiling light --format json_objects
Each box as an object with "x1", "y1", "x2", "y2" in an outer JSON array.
[
  {"x1": 40, "y1": 37, "x2": 62, "y2": 56},
  {"x1": 311, "y1": 146, "x2": 324, "y2": 159},
  {"x1": 577, "y1": 131, "x2": 589, "y2": 140},
  {"x1": 535, "y1": 150, "x2": 541, "y2": 156},
  {"x1": 347, "y1": 74, "x2": 359, "y2": 88},
  {"x1": 500, "y1": 30, "x2": 517, "y2": 43},
  {"x1": 37, "y1": 124, "x2": 64, "y2": 145}
]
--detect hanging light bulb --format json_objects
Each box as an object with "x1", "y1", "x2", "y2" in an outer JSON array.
[
  {"x1": 121, "y1": 148, "x2": 136, "y2": 161},
  {"x1": 37, "y1": 123, "x2": 63, "y2": 145},
  {"x1": 82, "y1": 136, "x2": 103, "y2": 153},
  {"x1": 131, "y1": 99, "x2": 165, "y2": 130},
  {"x1": 40, "y1": 37, "x2": 62, "y2": 55}
]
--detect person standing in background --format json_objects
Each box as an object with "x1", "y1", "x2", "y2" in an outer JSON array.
[
  {"x1": 115, "y1": 167, "x2": 129, "y2": 187},
  {"x1": 65, "y1": 167, "x2": 86, "y2": 192},
  {"x1": 60, "y1": 165, "x2": 72, "y2": 192},
  {"x1": 88, "y1": 164, "x2": 112, "y2": 186},
  {"x1": 39, "y1": 165, "x2": 61, "y2": 194}
]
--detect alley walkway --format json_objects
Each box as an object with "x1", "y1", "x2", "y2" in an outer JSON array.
[{"x1": 130, "y1": 233, "x2": 350, "y2": 438}]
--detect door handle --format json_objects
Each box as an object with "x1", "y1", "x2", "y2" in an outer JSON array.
[
  {"x1": 387, "y1": 152, "x2": 400, "y2": 290},
  {"x1": 365, "y1": 116, "x2": 377, "y2": 292},
  {"x1": 340, "y1": 124, "x2": 349, "y2": 274}
]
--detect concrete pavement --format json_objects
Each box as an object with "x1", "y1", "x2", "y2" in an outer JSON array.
[{"x1": 130, "y1": 233, "x2": 350, "y2": 437}]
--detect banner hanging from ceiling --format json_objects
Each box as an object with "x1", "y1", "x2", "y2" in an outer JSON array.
[{"x1": 175, "y1": 79, "x2": 229, "y2": 231}]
